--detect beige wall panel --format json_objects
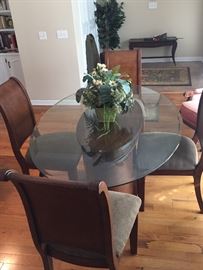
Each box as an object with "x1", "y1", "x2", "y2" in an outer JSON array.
[{"x1": 9, "y1": 0, "x2": 80, "y2": 100}]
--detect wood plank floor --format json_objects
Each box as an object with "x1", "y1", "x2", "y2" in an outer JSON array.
[{"x1": 0, "y1": 94, "x2": 203, "y2": 270}]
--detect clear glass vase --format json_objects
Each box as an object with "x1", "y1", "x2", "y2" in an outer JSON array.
[{"x1": 95, "y1": 106, "x2": 117, "y2": 133}]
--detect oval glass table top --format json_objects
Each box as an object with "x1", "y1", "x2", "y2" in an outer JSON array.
[{"x1": 29, "y1": 87, "x2": 181, "y2": 187}]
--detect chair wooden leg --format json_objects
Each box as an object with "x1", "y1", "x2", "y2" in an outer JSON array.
[
  {"x1": 22, "y1": 166, "x2": 30, "y2": 175},
  {"x1": 68, "y1": 166, "x2": 78, "y2": 180},
  {"x1": 194, "y1": 174, "x2": 203, "y2": 212},
  {"x1": 192, "y1": 133, "x2": 198, "y2": 144},
  {"x1": 109, "y1": 262, "x2": 118, "y2": 270},
  {"x1": 41, "y1": 254, "x2": 54, "y2": 270},
  {"x1": 130, "y1": 216, "x2": 138, "y2": 255},
  {"x1": 137, "y1": 177, "x2": 145, "y2": 211},
  {"x1": 40, "y1": 254, "x2": 53, "y2": 270},
  {"x1": 39, "y1": 171, "x2": 45, "y2": 177}
]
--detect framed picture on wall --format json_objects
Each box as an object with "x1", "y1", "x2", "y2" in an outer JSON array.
[{"x1": 0, "y1": 0, "x2": 6, "y2": 10}]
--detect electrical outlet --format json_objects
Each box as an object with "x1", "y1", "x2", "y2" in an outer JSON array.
[
  {"x1": 148, "y1": 0, "x2": 157, "y2": 9},
  {"x1": 57, "y1": 30, "x2": 68, "y2": 39},
  {"x1": 38, "y1": 31, "x2": 47, "y2": 40}
]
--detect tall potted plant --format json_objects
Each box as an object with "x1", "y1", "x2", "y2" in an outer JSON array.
[{"x1": 95, "y1": 0, "x2": 126, "y2": 50}]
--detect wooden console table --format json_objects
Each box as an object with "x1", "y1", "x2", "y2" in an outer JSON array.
[{"x1": 129, "y1": 37, "x2": 178, "y2": 65}]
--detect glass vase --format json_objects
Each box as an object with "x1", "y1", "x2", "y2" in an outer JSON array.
[{"x1": 95, "y1": 106, "x2": 117, "y2": 133}]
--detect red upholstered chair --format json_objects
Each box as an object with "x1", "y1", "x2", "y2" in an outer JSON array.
[{"x1": 180, "y1": 88, "x2": 203, "y2": 132}]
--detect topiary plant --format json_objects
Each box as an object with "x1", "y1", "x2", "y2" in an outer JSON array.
[{"x1": 95, "y1": 0, "x2": 126, "y2": 50}]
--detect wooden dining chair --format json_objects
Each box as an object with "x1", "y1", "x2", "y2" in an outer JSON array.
[
  {"x1": 0, "y1": 77, "x2": 81, "y2": 177},
  {"x1": 137, "y1": 92, "x2": 203, "y2": 212},
  {"x1": 0, "y1": 169, "x2": 141, "y2": 270},
  {"x1": 0, "y1": 77, "x2": 36, "y2": 174},
  {"x1": 104, "y1": 49, "x2": 142, "y2": 92},
  {"x1": 86, "y1": 34, "x2": 101, "y2": 73}
]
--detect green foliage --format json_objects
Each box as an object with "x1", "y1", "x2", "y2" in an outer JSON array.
[
  {"x1": 95, "y1": 0, "x2": 126, "y2": 49},
  {"x1": 76, "y1": 63, "x2": 134, "y2": 115}
]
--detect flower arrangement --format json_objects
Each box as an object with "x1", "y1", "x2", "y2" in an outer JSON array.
[
  {"x1": 76, "y1": 63, "x2": 133, "y2": 111},
  {"x1": 76, "y1": 63, "x2": 134, "y2": 132}
]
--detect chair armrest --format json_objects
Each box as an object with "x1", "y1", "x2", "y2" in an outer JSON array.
[
  {"x1": 183, "y1": 88, "x2": 203, "y2": 101},
  {"x1": 194, "y1": 88, "x2": 203, "y2": 94}
]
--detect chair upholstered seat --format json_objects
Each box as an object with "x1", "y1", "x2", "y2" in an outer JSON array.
[
  {"x1": 109, "y1": 191, "x2": 141, "y2": 257},
  {"x1": 157, "y1": 135, "x2": 198, "y2": 171},
  {"x1": 135, "y1": 132, "x2": 181, "y2": 172}
]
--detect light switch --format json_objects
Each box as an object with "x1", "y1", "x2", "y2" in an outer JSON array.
[
  {"x1": 38, "y1": 31, "x2": 47, "y2": 40},
  {"x1": 148, "y1": 0, "x2": 157, "y2": 9},
  {"x1": 57, "y1": 30, "x2": 68, "y2": 39}
]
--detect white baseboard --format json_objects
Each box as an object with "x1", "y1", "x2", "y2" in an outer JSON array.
[
  {"x1": 31, "y1": 56, "x2": 203, "y2": 106},
  {"x1": 31, "y1": 100, "x2": 59, "y2": 106},
  {"x1": 175, "y1": 56, "x2": 203, "y2": 62},
  {"x1": 142, "y1": 56, "x2": 203, "y2": 63}
]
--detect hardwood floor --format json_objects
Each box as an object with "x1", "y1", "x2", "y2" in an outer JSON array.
[{"x1": 0, "y1": 97, "x2": 203, "y2": 270}]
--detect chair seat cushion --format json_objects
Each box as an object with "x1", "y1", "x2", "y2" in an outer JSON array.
[
  {"x1": 180, "y1": 94, "x2": 201, "y2": 129},
  {"x1": 158, "y1": 135, "x2": 198, "y2": 171},
  {"x1": 108, "y1": 191, "x2": 141, "y2": 257},
  {"x1": 135, "y1": 132, "x2": 181, "y2": 173}
]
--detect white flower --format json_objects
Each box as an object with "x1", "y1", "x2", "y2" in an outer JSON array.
[
  {"x1": 97, "y1": 63, "x2": 106, "y2": 69},
  {"x1": 109, "y1": 80, "x2": 117, "y2": 87},
  {"x1": 92, "y1": 71, "x2": 97, "y2": 76},
  {"x1": 101, "y1": 67, "x2": 108, "y2": 72},
  {"x1": 93, "y1": 79, "x2": 102, "y2": 86}
]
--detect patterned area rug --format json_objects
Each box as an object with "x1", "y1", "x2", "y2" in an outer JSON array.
[{"x1": 142, "y1": 67, "x2": 192, "y2": 86}]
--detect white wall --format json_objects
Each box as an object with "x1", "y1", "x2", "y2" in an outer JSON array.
[
  {"x1": 71, "y1": 0, "x2": 98, "y2": 84},
  {"x1": 119, "y1": 0, "x2": 203, "y2": 59}
]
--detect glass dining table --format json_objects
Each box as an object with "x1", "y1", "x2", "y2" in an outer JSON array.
[{"x1": 29, "y1": 87, "x2": 181, "y2": 191}]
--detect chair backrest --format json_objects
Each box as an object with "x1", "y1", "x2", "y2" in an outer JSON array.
[
  {"x1": 0, "y1": 77, "x2": 36, "y2": 169},
  {"x1": 104, "y1": 49, "x2": 142, "y2": 89},
  {"x1": 1, "y1": 169, "x2": 117, "y2": 268},
  {"x1": 195, "y1": 92, "x2": 203, "y2": 148},
  {"x1": 86, "y1": 34, "x2": 101, "y2": 73}
]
